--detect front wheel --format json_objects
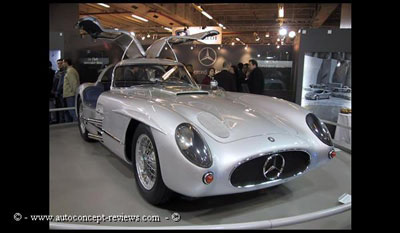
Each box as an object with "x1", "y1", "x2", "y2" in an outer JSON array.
[{"x1": 132, "y1": 124, "x2": 173, "y2": 205}]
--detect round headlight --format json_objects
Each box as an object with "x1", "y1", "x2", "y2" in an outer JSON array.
[
  {"x1": 306, "y1": 113, "x2": 333, "y2": 146},
  {"x1": 175, "y1": 123, "x2": 212, "y2": 168}
]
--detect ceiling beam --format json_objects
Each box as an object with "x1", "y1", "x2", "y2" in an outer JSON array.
[{"x1": 311, "y1": 4, "x2": 339, "y2": 27}]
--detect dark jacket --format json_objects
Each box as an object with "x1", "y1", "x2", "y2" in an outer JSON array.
[
  {"x1": 49, "y1": 68, "x2": 55, "y2": 98},
  {"x1": 214, "y1": 70, "x2": 237, "y2": 92},
  {"x1": 248, "y1": 67, "x2": 264, "y2": 94},
  {"x1": 202, "y1": 75, "x2": 212, "y2": 85}
]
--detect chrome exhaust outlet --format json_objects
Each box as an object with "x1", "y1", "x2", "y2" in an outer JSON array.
[{"x1": 88, "y1": 133, "x2": 103, "y2": 142}]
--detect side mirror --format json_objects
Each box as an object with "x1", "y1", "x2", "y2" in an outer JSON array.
[{"x1": 210, "y1": 80, "x2": 218, "y2": 89}]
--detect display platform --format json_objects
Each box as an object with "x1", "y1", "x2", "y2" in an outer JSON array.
[{"x1": 50, "y1": 123, "x2": 351, "y2": 229}]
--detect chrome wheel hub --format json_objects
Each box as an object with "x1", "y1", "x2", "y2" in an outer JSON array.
[{"x1": 135, "y1": 134, "x2": 157, "y2": 190}]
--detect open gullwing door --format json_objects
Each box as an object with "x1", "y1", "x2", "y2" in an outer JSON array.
[
  {"x1": 145, "y1": 30, "x2": 220, "y2": 60},
  {"x1": 75, "y1": 16, "x2": 146, "y2": 60}
]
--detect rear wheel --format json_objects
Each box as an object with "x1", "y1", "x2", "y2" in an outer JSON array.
[
  {"x1": 132, "y1": 124, "x2": 173, "y2": 205},
  {"x1": 77, "y1": 98, "x2": 95, "y2": 142}
]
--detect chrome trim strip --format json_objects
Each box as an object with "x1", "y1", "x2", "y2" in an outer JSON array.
[
  {"x1": 229, "y1": 149, "x2": 312, "y2": 189},
  {"x1": 102, "y1": 129, "x2": 123, "y2": 144}
]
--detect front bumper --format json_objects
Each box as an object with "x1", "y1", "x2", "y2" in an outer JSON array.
[{"x1": 152, "y1": 129, "x2": 333, "y2": 198}]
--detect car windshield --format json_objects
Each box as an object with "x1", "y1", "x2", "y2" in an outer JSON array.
[{"x1": 113, "y1": 64, "x2": 198, "y2": 88}]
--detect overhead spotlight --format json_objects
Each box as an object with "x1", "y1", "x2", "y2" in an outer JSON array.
[
  {"x1": 277, "y1": 38, "x2": 280, "y2": 42},
  {"x1": 147, "y1": 33, "x2": 151, "y2": 38},
  {"x1": 218, "y1": 23, "x2": 224, "y2": 28},
  {"x1": 190, "y1": 46, "x2": 194, "y2": 50},
  {"x1": 97, "y1": 3, "x2": 110, "y2": 8},
  {"x1": 165, "y1": 47, "x2": 168, "y2": 50},
  {"x1": 265, "y1": 33, "x2": 270, "y2": 38},
  {"x1": 255, "y1": 37, "x2": 260, "y2": 42},
  {"x1": 235, "y1": 38, "x2": 240, "y2": 41},
  {"x1": 245, "y1": 45, "x2": 248, "y2": 50},
  {"x1": 279, "y1": 28, "x2": 287, "y2": 36},
  {"x1": 277, "y1": 45, "x2": 280, "y2": 49},
  {"x1": 164, "y1": 27, "x2": 172, "y2": 32},
  {"x1": 141, "y1": 36, "x2": 145, "y2": 40},
  {"x1": 268, "y1": 43, "x2": 271, "y2": 45},
  {"x1": 289, "y1": 31, "x2": 296, "y2": 38},
  {"x1": 231, "y1": 42, "x2": 235, "y2": 46},
  {"x1": 130, "y1": 32, "x2": 135, "y2": 36},
  {"x1": 114, "y1": 28, "x2": 119, "y2": 30},
  {"x1": 131, "y1": 14, "x2": 148, "y2": 22},
  {"x1": 218, "y1": 46, "x2": 221, "y2": 50},
  {"x1": 257, "y1": 54, "x2": 261, "y2": 58}
]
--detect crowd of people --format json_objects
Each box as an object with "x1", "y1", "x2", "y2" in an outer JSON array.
[
  {"x1": 49, "y1": 58, "x2": 263, "y2": 124},
  {"x1": 191, "y1": 59, "x2": 265, "y2": 94},
  {"x1": 49, "y1": 58, "x2": 80, "y2": 124}
]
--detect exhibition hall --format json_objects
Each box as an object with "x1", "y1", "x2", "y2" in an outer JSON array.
[{"x1": 48, "y1": 3, "x2": 351, "y2": 230}]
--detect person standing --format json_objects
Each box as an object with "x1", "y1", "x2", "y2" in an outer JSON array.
[
  {"x1": 63, "y1": 58, "x2": 80, "y2": 122},
  {"x1": 214, "y1": 61, "x2": 237, "y2": 92},
  {"x1": 247, "y1": 59, "x2": 264, "y2": 95},
  {"x1": 52, "y1": 59, "x2": 66, "y2": 123},
  {"x1": 202, "y1": 67, "x2": 215, "y2": 85}
]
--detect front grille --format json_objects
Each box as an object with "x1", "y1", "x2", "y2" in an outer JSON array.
[{"x1": 230, "y1": 151, "x2": 310, "y2": 188}]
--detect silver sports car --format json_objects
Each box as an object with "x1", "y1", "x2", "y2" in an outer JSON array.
[{"x1": 75, "y1": 17, "x2": 336, "y2": 205}]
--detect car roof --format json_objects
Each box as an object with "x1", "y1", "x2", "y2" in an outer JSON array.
[{"x1": 118, "y1": 58, "x2": 183, "y2": 66}]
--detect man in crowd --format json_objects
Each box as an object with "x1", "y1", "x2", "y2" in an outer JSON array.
[
  {"x1": 247, "y1": 59, "x2": 264, "y2": 95},
  {"x1": 63, "y1": 58, "x2": 80, "y2": 122},
  {"x1": 52, "y1": 58, "x2": 66, "y2": 123},
  {"x1": 214, "y1": 61, "x2": 237, "y2": 92}
]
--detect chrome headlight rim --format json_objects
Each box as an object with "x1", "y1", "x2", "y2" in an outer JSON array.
[
  {"x1": 175, "y1": 123, "x2": 213, "y2": 168},
  {"x1": 305, "y1": 113, "x2": 333, "y2": 146}
]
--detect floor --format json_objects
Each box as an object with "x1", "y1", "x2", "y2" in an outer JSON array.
[{"x1": 49, "y1": 123, "x2": 351, "y2": 229}]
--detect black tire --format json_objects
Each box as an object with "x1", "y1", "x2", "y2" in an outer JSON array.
[
  {"x1": 131, "y1": 124, "x2": 173, "y2": 205},
  {"x1": 77, "y1": 97, "x2": 96, "y2": 142},
  {"x1": 315, "y1": 96, "x2": 319, "y2": 100}
]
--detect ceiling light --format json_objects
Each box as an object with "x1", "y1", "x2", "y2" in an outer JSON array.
[
  {"x1": 147, "y1": 34, "x2": 151, "y2": 38},
  {"x1": 278, "y1": 4, "x2": 284, "y2": 18},
  {"x1": 164, "y1": 27, "x2": 172, "y2": 32},
  {"x1": 279, "y1": 28, "x2": 287, "y2": 36},
  {"x1": 245, "y1": 45, "x2": 248, "y2": 50},
  {"x1": 235, "y1": 38, "x2": 240, "y2": 41},
  {"x1": 218, "y1": 23, "x2": 224, "y2": 28},
  {"x1": 265, "y1": 33, "x2": 270, "y2": 38},
  {"x1": 289, "y1": 31, "x2": 296, "y2": 38},
  {"x1": 201, "y1": 11, "x2": 213, "y2": 20},
  {"x1": 277, "y1": 38, "x2": 280, "y2": 42},
  {"x1": 231, "y1": 42, "x2": 235, "y2": 46},
  {"x1": 114, "y1": 28, "x2": 119, "y2": 30},
  {"x1": 97, "y1": 3, "x2": 110, "y2": 8},
  {"x1": 131, "y1": 14, "x2": 148, "y2": 22},
  {"x1": 257, "y1": 54, "x2": 260, "y2": 57},
  {"x1": 218, "y1": 46, "x2": 221, "y2": 50},
  {"x1": 165, "y1": 47, "x2": 168, "y2": 50},
  {"x1": 130, "y1": 32, "x2": 135, "y2": 36},
  {"x1": 277, "y1": 45, "x2": 280, "y2": 49},
  {"x1": 223, "y1": 26, "x2": 226, "y2": 29},
  {"x1": 255, "y1": 37, "x2": 260, "y2": 42},
  {"x1": 141, "y1": 36, "x2": 145, "y2": 40},
  {"x1": 190, "y1": 46, "x2": 194, "y2": 50}
]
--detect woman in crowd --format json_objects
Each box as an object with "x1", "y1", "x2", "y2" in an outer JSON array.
[{"x1": 201, "y1": 67, "x2": 216, "y2": 85}]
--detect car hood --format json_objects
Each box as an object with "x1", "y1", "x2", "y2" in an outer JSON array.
[{"x1": 127, "y1": 86, "x2": 299, "y2": 143}]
